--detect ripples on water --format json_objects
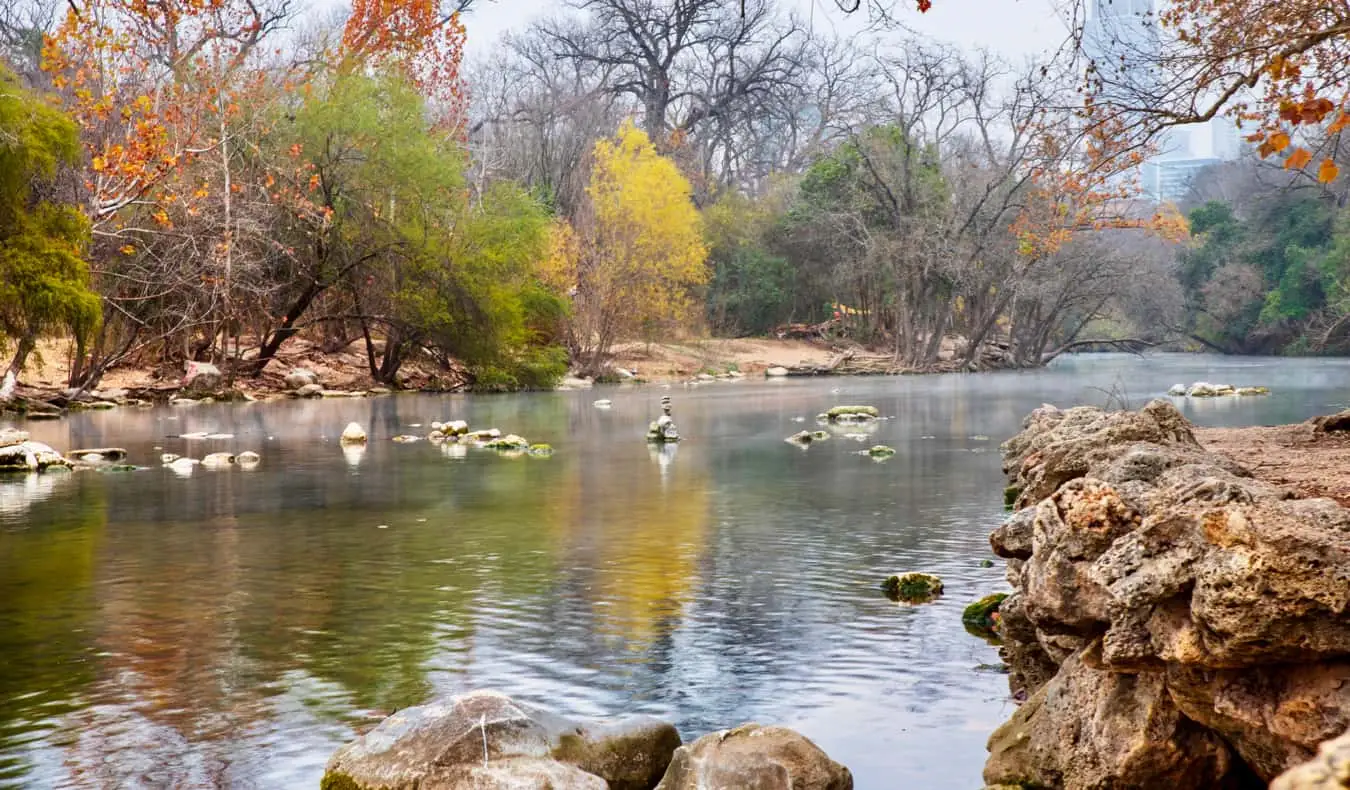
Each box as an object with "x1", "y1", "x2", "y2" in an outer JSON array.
[{"x1": 4, "y1": 353, "x2": 1350, "y2": 789}]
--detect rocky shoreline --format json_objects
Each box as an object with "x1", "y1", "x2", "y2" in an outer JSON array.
[{"x1": 984, "y1": 399, "x2": 1350, "y2": 789}]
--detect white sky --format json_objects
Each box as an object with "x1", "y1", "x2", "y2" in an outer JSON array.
[{"x1": 460, "y1": 0, "x2": 1071, "y2": 61}]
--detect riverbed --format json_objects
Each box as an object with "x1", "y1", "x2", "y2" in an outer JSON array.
[{"x1": 3, "y1": 353, "x2": 1349, "y2": 789}]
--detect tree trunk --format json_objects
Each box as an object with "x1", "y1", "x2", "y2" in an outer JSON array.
[
  {"x1": 247, "y1": 283, "x2": 324, "y2": 376},
  {"x1": 6, "y1": 333, "x2": 36, "y2": 378}
]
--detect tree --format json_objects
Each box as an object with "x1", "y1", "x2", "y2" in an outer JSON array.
[
  {"x1": 0, "y1": 64, "x2": 101, "y2": 376},
  {"x1": 549, "y1": 120, "x2": 708, "y2": 373}
]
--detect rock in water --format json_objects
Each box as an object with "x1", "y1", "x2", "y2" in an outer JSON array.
[
  {"x1": 295, "y1": 383, "x2": 324, "y2": 398},
  {"x1": 765, "y1": 366, "x2": 789, "y2": 377},
  {"x1": 484, "y1": 434, "x2": 530, "y2": 451},
  {"x1": 1168, "y1": 383, "x2": 1187, "y2": 396},
  {"x1": 881, "y1": 572, "x2": 943, "y2": 603},
  {"x1": 866, "y1": 445, "x2": 895, "y2": 458},
  {"x1": 1271, "y1": 730, "x2": 1350, "y2": 789},
  {"x1": 201, "y1": 452, "x2": 235, "y2": 468},
  {"x1": 321, "y1": 690, "x2": 680, "y2": 790},
  {"x1": 646, "y1": 415, "x2": 681, "y2": 444},
  {"x1": 786, "y1": 431, "x2": 815, "y2": 446},
  {"x1": 963, "y1": 593, "x2": 1008, "y2": 641},
  {"x1": 182, "y1": 361, "x2": 223, "y2": 392},
  {"x1": 0, "y1": 441, "x2": 69, "y2": 472},
  {"x1": 284, "y1": 368, "x2": 319, "y2": 389},
  {"x1": 340, "y1": 422, "x2": 367, "y2": 445},
  {"x1": 0, "y1": 429, "x2": 29, "y2": 448},
  {"x1": 654, "y1": 724, "x2": 852, "y2": 790},
  {"x1": 824, "y1": 405, "x2": 880, "y2": 423},
  {"x1": 237, "y1": 451, "x2": 261, "y2": 468}
]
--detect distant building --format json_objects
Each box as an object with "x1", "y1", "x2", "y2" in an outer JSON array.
[{"x1": 1082, "y1": 0, "x2": 1242, "y2": 203}]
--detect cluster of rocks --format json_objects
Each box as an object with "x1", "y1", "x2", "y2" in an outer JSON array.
[
  {"x1": 379, "y1": 420, "x2": 554, "y2": 457},
  {"x1": 818, "y1": 405, "x2": 879, "y2": 423},
  {"x1": 286, "y1": 368, "x2": 389, "y2": 399},
  {"x1": 983, "y1": 399, "x2": 1350, "y2": 789},
  {"x1": 881, "y1": 571, "x2": 944, "y2": 603},
  {"x1": 322, "y1": 690, "x2": 852, "y2": 790},
  {"x1": 647, "y1": 396, "x2": 681, "y2": 444},
  {"x1": 1, "y1": 427, "x2": 260, "y2": 475},
  {"x1": 1167, "y1": 382, "x2": 1271, "y2": 398}
]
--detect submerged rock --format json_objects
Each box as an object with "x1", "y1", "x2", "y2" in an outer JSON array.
[
  {"x1": 392, "y1": 435, "x2": 422, "y2": 443},
  {"x1": 786, "y1": 430, "x2": 815, "y2": 446},
  {"x1": 528, "y1": 444, "x2": 554, "y2": 457},
  {"x1": 881, "y1": 572, "x2": 943, "y2": 603},
  {"x1": 654, "y1": 723, "x2": 852, "y2": 790},
  {"x1": 321, "y1": 690, "x2": 680, "y2": 790},
  {"x1": 866, "y1": 445, "x2": 895, "y2": 458},
  {"x1": 467, "y1": 428, "x2": 502, "y2": 441},
  {"x1": 594, "y1": 399, "x2": 613, "y2": 408},
  {"x1": 340, "y1": 422, "x2": 368, "y2": 445}
]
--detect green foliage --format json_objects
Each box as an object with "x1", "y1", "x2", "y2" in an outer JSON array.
[
  {"x1": 288, "y1": 71, "x2": 565, "y2": 388},
  {"x1": 0, "y1": 65, "x2": 100, "y2": 368},
  {"x1": 1180, "y1": 193, "x2": 1344, "y2": 354},
  {"x1": 704, "y1": 191, "x2": 797, "y2": 333}
]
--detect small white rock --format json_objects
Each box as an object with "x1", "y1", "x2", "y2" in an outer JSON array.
[{"x1": 340, "y1": 422, "x2": 367, "y2": 444}]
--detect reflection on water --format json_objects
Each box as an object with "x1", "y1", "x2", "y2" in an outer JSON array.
[{"x1": 4, "y1": 353, "x2": 1350, "y2": 789}]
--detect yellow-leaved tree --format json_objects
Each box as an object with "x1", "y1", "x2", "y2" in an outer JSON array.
[{"x1": 549, "y1": 121, "x2": 708, "y2": 375}]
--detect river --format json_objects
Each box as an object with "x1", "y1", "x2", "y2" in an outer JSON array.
[{"x1": 2, "y1": 353, "x2": 1349, "y2": 790}]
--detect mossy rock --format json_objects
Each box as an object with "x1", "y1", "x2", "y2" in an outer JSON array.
[
  {"x1": 810, "y1": 430, "x2": 829, "y2": 441},
  {"x1": 786, "y1": 431, "x2": 814, "y2": 446},
  {"x1": 528, "y1": 444, "x2": 554, "y2": 457},
  {"x1": 882, "y1": 572, "x2": 944, "y2": 603},
  {"x1": 484, "y1": 434, "x2": 530, "y2": 451},
  {"x1": 825, "y1": 405, "x2": 880, "y2": 422},
  {"x1": 962, "y1": 592, "x2": 1008, "y2": 640},
  {"x1": 1004, "y1": 485, "x2": 1022, "y2": 510},
  {"x1": 867, "y1": 445, "x2": 896, "y2": 458}
]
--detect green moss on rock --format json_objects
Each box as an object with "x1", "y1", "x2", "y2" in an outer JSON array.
[
  {"x1": 825, "y1": 405, "x2": 880, "y2": 421},
  {"x1": 881, "y1": 572, "x2": 944, "y2": 603},
  {"x1": 1004, "y1": 485, "x2": 1022, "y2": 510},
  {"x1": 963, "y1": 592, "x2": 1008, "y2": 640},
  {"x1": 867, "y1": 445, "x2": 895, "y2": 458},
  {"x1": 318, "y1": 771, "x2": 362, "y2": 790}
]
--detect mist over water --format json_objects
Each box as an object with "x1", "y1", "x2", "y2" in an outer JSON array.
[{"x1": 3, "y1": 353, "x2": 1349, "y2": 789}]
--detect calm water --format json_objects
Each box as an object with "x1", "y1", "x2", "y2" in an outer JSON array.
[{"x1": 3, "y1": 353, "x2": 1350, "y2": 790}]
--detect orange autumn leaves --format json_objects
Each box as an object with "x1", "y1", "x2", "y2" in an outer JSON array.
[{"x1": 41, "y1": 0, "x2": 470, "y2": 233}]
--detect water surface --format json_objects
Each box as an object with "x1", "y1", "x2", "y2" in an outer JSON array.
[{"x1": 3, "y1": 353, "x2": 1349, "y2": 789}]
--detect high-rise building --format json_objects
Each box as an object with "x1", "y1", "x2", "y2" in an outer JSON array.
[{"x1": 1083, "y1": 0, "x2": 1241, "y2": 202}]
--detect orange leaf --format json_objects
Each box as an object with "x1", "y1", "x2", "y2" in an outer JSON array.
[
  {"x1": 1284, "y1": 147, "x2": 1314, "y2": 170},
  {"x1": 1318, "y1": 159, "x2": 1340, "y2": 183},
  {"x1": 1269, "y1": 131, "x2": 1291, "y2": 153},
  {"x1": 1330, "y1": 112, "x2": 1350, "y2": 134}
]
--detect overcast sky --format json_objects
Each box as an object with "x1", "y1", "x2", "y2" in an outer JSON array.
[{"x1": 458, "y1": 0, "x2": 1071, "y2": 61}]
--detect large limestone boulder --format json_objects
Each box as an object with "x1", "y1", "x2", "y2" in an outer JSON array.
[
  {"x1": 987, "y1": 400, "x2": 1350, "y2": 786},
  {"x1": 285, "y1": 368, "x2": 319, "y2": 389},
  {"x1": 1271, "y1": 730, "x2": 1350, "y2": 789},
  {"x1": 322, "y1": 690, "x2": 680, "y2": 790},
  {"x1": 182, "y1": 360, "x2": 223, "y2": 392},
  {"x1": 984, "y1": 648, "x2": 1242, "y2": 790},
  {"x1": 0, "y1": 428, "x2": 29, "y2": 448},
  {"x1": 654, "y1": 724, "x2": 852, "y2": 790}
]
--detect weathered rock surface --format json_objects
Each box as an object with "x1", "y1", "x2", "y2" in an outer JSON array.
[
  {"x1": 322, "y1": 690, "x2": 680, "y2": 790},
  {"x1": 1271, "y1": 729, "x2": 1350, "y2": 789},
  {"x1": 986, "y1": 399, "x2": 1350, "y2": 787},
  {"x1": 340, "y1": 422, "x2": 368, "y2": 444},
  {"x1": 295, "y1": 383, "x2": 324, "y2": 398},
  {"x1": 182, "y1": 361, "x2": 223, "y2": 391},
  {"x1": 0, "y1": 441, "x2": 70, "y2": 472},
  {"x1": 985, "y1": 648, "x2": 1243, "y2": 790},
  {"x1": 654, "y1": 724, "x2": 852, "y2": 790},
  {"x1": 285, "y1": 368, "x2": 319, "y2": 389},
  {"x1": 647, "y1": 415, "x2": 680, "y2": 443}
]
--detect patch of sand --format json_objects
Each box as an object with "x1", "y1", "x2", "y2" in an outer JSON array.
[
  {"x1": 610, "y1": 338, "x2": 836, "y2": 380},
  {"x1": 1198, "y1": 422, "x2": 1350, "y2": 507}
]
